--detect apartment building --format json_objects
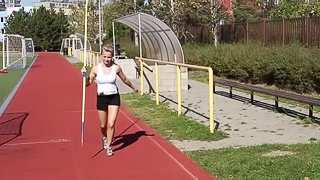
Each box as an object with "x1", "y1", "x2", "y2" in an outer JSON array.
[{"x1": 33, "y1": 0, "x2": 82, "y2": 15}]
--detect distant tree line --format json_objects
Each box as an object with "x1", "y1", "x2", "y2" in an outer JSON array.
[{"x1": 5, "y1": 6, "x2": 72, "y2": 51}]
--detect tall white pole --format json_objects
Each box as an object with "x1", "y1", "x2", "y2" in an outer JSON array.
[
  {"x1": 139, "y1": 13, "x2": 142, "y2": 58},
  {"x1": 134, "y1": 0, "x2": 138, "y2": 46},
  {"x1": 98, "y1": 0, "x2": 102, "y2": 53},
  {"x1": 101, "y1": 0, "x2": 104, "y2": 47},
  {"x1": 2, "y1": 35, "x2": 5, "y2": 69}
]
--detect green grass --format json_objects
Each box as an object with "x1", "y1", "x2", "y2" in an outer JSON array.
[
  {"x1": 121, "y1": 93, "x2": 227, "y2": 141},
  {"x1": 0, "y1": 70, "x2": 25, "y2": 105},
  {"x1": 0, "y1": 56, "x2": 35, "y2": 106},
  {"x1": 187, "y1": 143, "x2": 320, "y2": 179}
]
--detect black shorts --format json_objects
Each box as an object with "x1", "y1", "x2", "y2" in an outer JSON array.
[{"x1": 96, "y1": 93, "x2": 120, "y2": 110}]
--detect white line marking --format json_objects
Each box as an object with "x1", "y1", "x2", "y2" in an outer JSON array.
[
  {"x1": 119, "y1": 109, "x2": 198, "y2": 180},
  {"x1": 65, "y1": 110, "x2": 96, "y2": 113},
  {"x1": 4, "y1": 139, "x2": 71, "y2": 146}
]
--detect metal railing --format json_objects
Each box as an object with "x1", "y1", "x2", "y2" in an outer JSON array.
[{"x1": 136, "y1": 57, "x2": 215, "y2": 133}]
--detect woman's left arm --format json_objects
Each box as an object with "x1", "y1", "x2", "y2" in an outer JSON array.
[{"x1": 116, "y1": 65, "x2": 138, "y2": 92}]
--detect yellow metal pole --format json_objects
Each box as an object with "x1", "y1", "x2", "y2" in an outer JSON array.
[
  {"x1": 208, "y1": 68, "x2": 214, "y2": 133},
  {"x1": 140, "y1": 59, "x2": 144, "y2": 95},
  {"x1": 90, "y1": 52, "x2": 93, "y2": 67},
  {"x1": 96, "y1": 53, "x2": 99, "y2": 66},
  {"x1": 80, "y1": 50, "x2": 82, "y2": 63},
  {"x1": 177, "y1": 65, "x2": 181, "y2": 115},
  {"x1": 68, "y1": 47, "x2": 71, "y2": 56},
  {"x1": 155, "y1": 62, "x2": 159, "y2": 105}
]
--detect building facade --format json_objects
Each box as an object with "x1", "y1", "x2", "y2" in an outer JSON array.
[{"x1": 33, "y1": 0, "x2": 82, "y2": 15}]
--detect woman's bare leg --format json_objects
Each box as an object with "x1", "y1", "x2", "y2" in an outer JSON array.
[
  {"x1": 106, "y1": 105, "x2": 120, "y2": 146},
  {"x1": 97, "y1": 110, "x2": 108, "y2": 138}
]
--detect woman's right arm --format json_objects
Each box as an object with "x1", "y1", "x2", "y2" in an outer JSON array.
[{"x1": 82, "y1": 66, "x2": 97, "y2": 87}]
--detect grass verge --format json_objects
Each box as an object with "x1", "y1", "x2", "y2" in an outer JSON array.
[
  {"x1": 187, "y1": 142, "x2": 320, "y2": 179},
  {"x1": 0, "y1": 57, "x2": 35, "y2": 106},
  {"x1": 121, "y1": 93, "x2": 227, "y2": 141}
]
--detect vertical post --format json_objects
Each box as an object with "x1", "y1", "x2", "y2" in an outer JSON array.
[
  {"x1": 155, "y1": 62, "x2": 159, "y2": 105},
  {"x1": 81, "y1": 0, "x2": 89, "y2": 146},
  {"x1": 177, "y1": 65, "x2": 181, "y2": 115},
  {"x1": 246, "y1": 21, "x2": 249, "y2": 44},
  {"x1": 140, "y1": 58, "x2": 144, "y2": 95},
  {"x1": 22, "y1": 37, "x2": 26, "y2": 68},
  {"x1": 309, "y1": 105, "x2": 313, "y2": 118},
  {"x1": 139, "y1": 13, "x2": 144, "y2": 95},
  {"x1": 208, "y1": 68, "x2": 214, "y2": 133},
  {"x1": 250, "y1": 91, "x2": 254, "y2": 104},
  {"x1": 2, "y1": 35, "x2": 5, "y2": 69},
  {"x1": 98, "y1": 0, "x2": 102, "y2": 54},
  {"x1": 306, "y1": 16, "x2": 309, "y2": 47},
  {"x1": 275, "y1": 96, "x2": 279, "y2": 109},
  {"x1": 112, "y1": 22, "x2": 116, "y2": 59},
  {"x1": 232, "y1": 21, "x2": 235, "y2": 42},
  {"x1": 282, "y1": 19, "x2": 285, "y2": 46},
  {"x1": 263, "y1": 19, "x2": 266, "y2": 46},
  {"x1": 6, "y1": 37, "x2": 9, "y2": 67}
]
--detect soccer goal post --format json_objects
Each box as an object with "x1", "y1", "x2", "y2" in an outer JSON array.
[{"x1": 1, "y1": 34, "x2": 27, "y2": 70}]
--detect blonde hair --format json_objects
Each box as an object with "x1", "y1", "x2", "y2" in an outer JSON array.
[{"x1": 101, "y1": 45, "x2": 113, "y2": 56}]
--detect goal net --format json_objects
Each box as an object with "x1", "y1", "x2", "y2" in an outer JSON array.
[
  {"x1": 1, "y1": 34, "x2": 27, "y2": 70},
  {"x1": 25, "y1": 38, "x2": 35, "y2": 58}
]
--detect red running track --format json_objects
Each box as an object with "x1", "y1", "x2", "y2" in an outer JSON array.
[{"x1": 0, "y1": 53, "x2": 214, "y2": 180}]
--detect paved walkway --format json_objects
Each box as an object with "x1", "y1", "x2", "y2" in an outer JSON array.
[{"x1": 66, "y1": 57, "x2": 320, "y2": 151}]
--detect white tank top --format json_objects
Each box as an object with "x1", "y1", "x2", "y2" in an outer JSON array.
[{"x1": 96, "y1": 63, "x2": 118, "y2": 95}]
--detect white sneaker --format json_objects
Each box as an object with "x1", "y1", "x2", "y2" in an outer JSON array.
[
  {"x1": 102, "y1": 137, "x2": 108, "y2": 149},
  {"x1": 106, "y1": 146, "x2": 113, "y2": 156}
]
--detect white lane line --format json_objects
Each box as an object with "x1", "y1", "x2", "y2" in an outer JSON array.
[
  {"x1": 4, "y1": 139, "x2": 71, "y2": 146},
  {"x1": 65, "y1": 110, "x2": 96, "y2": 113},
  {"x1": 119, "y1": 109, "x2": 198, "y2": 180}
]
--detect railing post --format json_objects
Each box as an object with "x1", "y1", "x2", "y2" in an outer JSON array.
[
  {"x1": 208, "y1": 68, "x2": 214, "y2": 133},
  {"x1": 309, "y1": 105, "x2": 313, "y2": 118},
  {"x1": 177, "y1": 65, "x2": 181, "y2": 115},
  {"x1": 155, "y1": 62, "x2": 159, "y2": 105},
  {"x1": 140, "y1": 58, "x2": 144, "y2": 95}
]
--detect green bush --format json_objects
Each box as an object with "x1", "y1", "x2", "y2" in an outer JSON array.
[
  {"x1": 183, "y1": 42, "x2": 320, "y2": 94},
  {"x1": 120, "y1": 43, "x2": 139, "y2": 59},
  {"x1": 120, "y1": 41, "x2": 320, "y2": 93}
]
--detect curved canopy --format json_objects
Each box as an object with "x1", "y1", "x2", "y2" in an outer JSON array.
[{"x1": 114, "y1": 13, "x2": 184, "y2": 64}]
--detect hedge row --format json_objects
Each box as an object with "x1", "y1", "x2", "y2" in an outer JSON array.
[
  {"x1": 184, "y1": 43, "x2": 320, "y2": 94},
  {"x1": 121, "y1": 42, "x2": 320, "y2": 94}
]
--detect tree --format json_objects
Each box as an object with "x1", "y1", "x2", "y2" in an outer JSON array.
[
  {"x1": 5, "y1": 6, "x2": 71, "y2": 51},
  {"x1": 27, "y1": 6, "x2": 71, "y2": 50},
  {"x1": 233, "y1": 0, "x2": 263, "y2": 22},
  {"x1": 5, "y1": 8, "x2": 31, "y2": 37},
  {"x1": 69, "y1": 1, "x2": 100, "y2": 42},
  {"x1": 270, "y1": 0, "x2": 320, "y2": 19}
]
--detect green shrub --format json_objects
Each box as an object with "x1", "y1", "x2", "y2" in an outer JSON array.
[
  {"x1": 119, "y1": 41, "x2": 320, "y2": 93},
  {"x1": 183, "y1": 42, "x2": 320, "y2": 94}
]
